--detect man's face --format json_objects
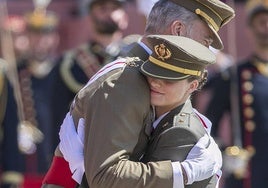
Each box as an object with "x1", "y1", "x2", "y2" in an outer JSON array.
[
  {"x1": 13, "y1": 32, "x2": 29, "y2": 59},
  {"x1": 28, "y1": 31, "x2": 59, "y2": 61},
  {"x1": 180, "y1": 19, "x2": 214, "y2": 48},
  {"x1": 90, "y1": 1, "x2": 128, "y2": 34},
  {"x1": 250, "y1": 12, "x2": 268, "y2": 48}
]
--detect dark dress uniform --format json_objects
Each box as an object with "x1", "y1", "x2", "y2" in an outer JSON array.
[
  {"x1": 1, "y1": 80, "x2": 25, "y2": 187},
  {"x1": 17, "y1": 59, "x2": 57, "y2": 173},
  {"x1": 205, "y1": 55, "x2": 268, "y2": 188},
  {"x1": 1, "y1": 58, "x2": 57, "y2": 187},
  {"x1": 0, "y1": 65, "x2": 25, "y2": 187}
]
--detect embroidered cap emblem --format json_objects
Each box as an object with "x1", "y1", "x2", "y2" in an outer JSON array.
[{"x1": 154, "y1": 43, "x2": 171, "y2": 61}]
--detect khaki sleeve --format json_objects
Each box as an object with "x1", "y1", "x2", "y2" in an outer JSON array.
[{"x1": 82, "y1": 67, "x2": 174, "y2": 188}]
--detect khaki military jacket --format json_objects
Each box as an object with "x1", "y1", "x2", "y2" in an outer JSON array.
[
  {"x1": 142, "y1": 99, "x2": 217, "y2": 188},
  {"x1": 70, "y1": 57, "x2": 174, "y2": 188},
  {"x1": 45, "y1": 44, "x2": 174, "y2": 188}
]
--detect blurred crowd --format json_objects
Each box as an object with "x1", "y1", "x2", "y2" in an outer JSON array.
[{"x1": 0, "y1": 0, "x2": 267, "y2": 188}]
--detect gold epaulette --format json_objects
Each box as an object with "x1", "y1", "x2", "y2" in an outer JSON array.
[
  {"x1": 253, "y1": 61, "x2": 268, "y2": 77},
  {"x1": 1, "y1": 171, "x2": 24, "y2": 185},
  {"x1": 60, "y1": 45, "x2": 88, "y2": 93},
  {"x1": 60, "y1": 43, "x2": 104, "y2": 93}
]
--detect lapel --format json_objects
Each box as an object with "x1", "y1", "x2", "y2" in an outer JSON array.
[
  {"x1": 151, "y1": 99, "x2": 194, "y2": 140},
  {"x1": 140, "y1": 104, "x2": 183, "y2": 163},
  {"x1": 144, "y1": 106, "x2": 155, "y2": 137},
  {"x1": 173, "y1": 99, "x2": 194, "y2": 127},
  {"x1": 150, "y1": 104, "x2": 184, "y2": 140}
]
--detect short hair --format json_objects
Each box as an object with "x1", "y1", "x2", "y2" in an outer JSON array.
[{"x1": 145, "y1": 0, "x2": 199, "y2": 35}]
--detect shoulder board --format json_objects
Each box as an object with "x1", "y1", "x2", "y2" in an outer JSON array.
[
  {"x1": 173, "y1": 112, "x2": 190, "y2": 127},
  {"x1": 125, "y1": 57, "x2": 143, "y2": 67}
]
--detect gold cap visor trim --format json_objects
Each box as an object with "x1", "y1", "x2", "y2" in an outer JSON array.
[
  {"x1": 195, "y1": 8, "x2": 219, "y2": 32},
  {"x1": 149, "y1": 56, "x2": 202, "y2": 76}
]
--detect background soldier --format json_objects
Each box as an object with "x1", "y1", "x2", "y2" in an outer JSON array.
[
  {"x1": 0, "y1": 13, "x2": 28, "y2": 188},
  {"x1": 50, "y1": 0, "x2": 129, "y2": 149},
  {"x1": 204, "y1": 0, "x2": 268, "y2": 187},
  {"x1": 1, "y1": 1, "x2": 60, "y2": 187}
]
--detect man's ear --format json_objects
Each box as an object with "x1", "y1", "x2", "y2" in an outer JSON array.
[{"x1": 170, "y1": 20, "x2": 186, "y2": 36}]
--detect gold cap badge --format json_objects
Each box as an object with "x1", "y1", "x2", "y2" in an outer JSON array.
[{"x1": 154, "y1": 43, "x2": 172, "y2": 61}]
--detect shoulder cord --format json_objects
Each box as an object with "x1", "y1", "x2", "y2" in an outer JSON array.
[
  {"x1": 17, "y1": 68, "x2": 44, "y2": 154},
  {"x1": 18, "y1": 68, "x2": 38, "y2": 127},
  {"x1": 60, "y1": 44, "x2": 104, "y2": 93}
]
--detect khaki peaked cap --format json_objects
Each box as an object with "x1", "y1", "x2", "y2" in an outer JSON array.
[
  {"x1": 140, "y1": 35, "x2": 216, "y2": 80},
  {"x1": 169, "y1": 0, "x2": 235, "y2": 50}
]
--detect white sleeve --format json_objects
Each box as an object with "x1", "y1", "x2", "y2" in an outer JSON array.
[{"x1": 171, "y1": 162, "x2": 184, "y2": 188}]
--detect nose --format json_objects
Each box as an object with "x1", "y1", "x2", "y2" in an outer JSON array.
[{"x1": 148, "y1": 77, "x2": 162, "y2": 88}]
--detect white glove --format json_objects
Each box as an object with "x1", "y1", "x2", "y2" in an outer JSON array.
[
  {"x1": 59, "y1": 112, "x2": 85, "y2": 184},
  {"x1": 181, "y1": 134, "x2": 222, "y2": 185}
]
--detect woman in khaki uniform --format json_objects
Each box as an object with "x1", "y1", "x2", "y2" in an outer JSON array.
[{"x1": 139, "y1": 35, "x2": 220, "y2": 188}]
